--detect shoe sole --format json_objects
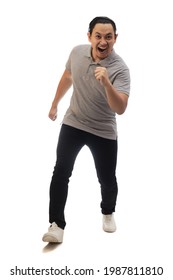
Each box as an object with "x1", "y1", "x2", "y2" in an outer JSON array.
[{"x1": 42, "y1": 233, "x2": 63, "y2": 243}]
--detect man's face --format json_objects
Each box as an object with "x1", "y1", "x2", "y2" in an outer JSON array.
[{"x1": 87, "y1": 23, "x2": 117, "y2": 62}]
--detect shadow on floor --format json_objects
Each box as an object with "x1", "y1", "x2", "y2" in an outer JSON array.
[{"x1": 42, "y1": 242, "x2": 62, "y2": 253}]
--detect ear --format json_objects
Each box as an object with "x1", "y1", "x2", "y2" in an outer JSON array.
[
  {"x1": 114, "y1": 33, "x2": 118, "y2": 43},
  {"x1": 87, "y1": 32, "x2": 91, "y2": 43}
]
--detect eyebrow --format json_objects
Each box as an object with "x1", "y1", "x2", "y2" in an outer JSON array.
[{"x1": 95, "y1": 32, "x2": 113, "y2": 36}]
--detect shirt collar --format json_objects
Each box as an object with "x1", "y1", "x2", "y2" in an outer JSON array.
[{"x1": 86, "y1": 46, "x2": 116, "y2": 67}]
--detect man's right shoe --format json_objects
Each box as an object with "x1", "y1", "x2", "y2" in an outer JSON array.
[
  {"x1": 42, "y1": 222, "x2": 64, "y2": 243},
  {"x1": 102, "y1": 214, "x2": 116, "y2": 233}
]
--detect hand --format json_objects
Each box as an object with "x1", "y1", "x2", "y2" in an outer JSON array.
[
  {"x1": 48, "y1": 106, "x2": 57, "y2": 121},
  {"x1": 94, "y1": 67, "x2": 109, "y2": 86}
]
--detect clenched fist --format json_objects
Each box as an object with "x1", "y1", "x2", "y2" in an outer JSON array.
[
  {"x1": 48, "y1": 106, "x2": 57, "y2": 121},
  {"x1": 94, "y1": 67, "x2": 109, "y2": 86}
]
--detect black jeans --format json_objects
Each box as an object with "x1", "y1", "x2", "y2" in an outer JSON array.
[{"x1": 49, "y1": 124, "x2": 118, "y2": 229}]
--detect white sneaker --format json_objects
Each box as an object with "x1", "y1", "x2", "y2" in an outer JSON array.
[
  {"x1": 102, "y1": 214, "x2": 116, "y2": 232},
  {"x1": 42, "y1": 222, "x2": 64, "y2": 243}
]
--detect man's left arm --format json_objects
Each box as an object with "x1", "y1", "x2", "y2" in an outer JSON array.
[{"x1": 95, "y1": 66, "x2": 129, "y2": 115}]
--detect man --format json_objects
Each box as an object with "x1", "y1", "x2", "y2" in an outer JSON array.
[{"x1": 42, "y1": 16, "x2": 130, "y2": 243}]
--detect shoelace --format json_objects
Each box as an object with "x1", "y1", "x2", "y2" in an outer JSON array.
[
  {"x1": 105, "y1": 215, "x2": 112, "y2": 221},
  {"x1": 50, "y1": 223, "x2": 58, "y2": 231}
]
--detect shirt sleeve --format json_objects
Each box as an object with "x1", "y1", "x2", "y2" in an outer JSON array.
[
  {"x1": 113, "y1": 68, "x2": 131, "y2": 96},
  {"x1": 65, "y1": 48, "x2": 74, "y2": 72}
]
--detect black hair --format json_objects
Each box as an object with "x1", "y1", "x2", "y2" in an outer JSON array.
[{"x1": 88, "y1": 16, "x2": 117, "y2": 35}]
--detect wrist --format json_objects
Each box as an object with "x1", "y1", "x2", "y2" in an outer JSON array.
[
  {"x1": 104, "y1": 79, "x2": 112, "y2": 90},
  {"x1": 51, "y1": 101, "x2": 58, "y2": 108}
]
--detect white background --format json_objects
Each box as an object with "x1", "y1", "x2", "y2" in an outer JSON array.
[{"x1": 0, "y1": 0, "x2": 173, "y2": 279}]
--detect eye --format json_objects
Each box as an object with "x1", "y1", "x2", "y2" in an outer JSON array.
[
  {"x1": 95, "y1": 34, "x2": 101, "y2": 40},
  {"x1": 105, "y1": 34, "x2": 113, "y2": 40}
]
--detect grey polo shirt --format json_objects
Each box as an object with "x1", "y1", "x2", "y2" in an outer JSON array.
[{"x1": 63, "y1": 44, "x2": 130, "y2": 140}]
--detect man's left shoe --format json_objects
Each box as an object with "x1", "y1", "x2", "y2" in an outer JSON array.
[
  {"x1": 42, "y1": 222, "x2": 64, "y2": 243},
  {"x1": 103, "y1": 214, "x2": 116, "y2": 232}
]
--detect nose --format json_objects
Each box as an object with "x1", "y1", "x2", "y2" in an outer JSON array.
[{"x1": 100, "y1": 37, "x2": 107, "y2": 45}]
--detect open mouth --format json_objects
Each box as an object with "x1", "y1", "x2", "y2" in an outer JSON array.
[{"x1": 98, "y1": 47, "x2": 107, "y2": 53}]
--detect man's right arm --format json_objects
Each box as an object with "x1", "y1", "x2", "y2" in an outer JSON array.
[{"x1": 48, "y1": 69, "x2": 72, "y2": 121}]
